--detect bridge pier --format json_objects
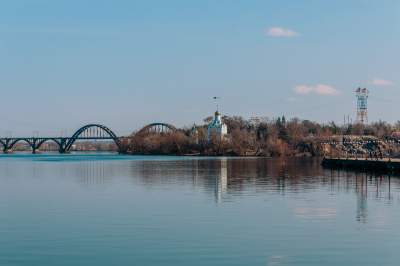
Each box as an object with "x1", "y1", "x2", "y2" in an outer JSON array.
[
  {"x1": 2, "y1": 139, "x2": 10, "y2": 154},
  {"x1": 31, "y1": 139, "x2": 37, "y2": 154},
  {"x1": 58, "y1": 138, "x2": 67, "y2": 154}
]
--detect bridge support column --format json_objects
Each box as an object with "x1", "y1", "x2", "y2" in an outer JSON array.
[
  {"x1": 31, "y1": 139, "x2": 37, "y2": 154},
  {"x1": 2, "y1": 139, "x2": 10, "y2": 154},
  {"x1": 58, "y1": 138, "x2": 67, "y2": 154}
]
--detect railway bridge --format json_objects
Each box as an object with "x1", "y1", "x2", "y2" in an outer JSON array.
[{"x1": 0, "y1": 122, "x2": 177, "y2": 154}]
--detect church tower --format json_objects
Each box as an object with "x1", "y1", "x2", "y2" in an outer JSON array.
[{"x1": 207, "y1": 110, "x2": 228, "y2": 141}]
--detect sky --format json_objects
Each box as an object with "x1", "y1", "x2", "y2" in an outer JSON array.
[{"x1": 0, "y1": 0, "x2": 399, "y2": 136}]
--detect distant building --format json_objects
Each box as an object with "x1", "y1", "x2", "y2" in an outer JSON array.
[{"x1": 207, "y1": 111, "x2": 227, "y2": 141}]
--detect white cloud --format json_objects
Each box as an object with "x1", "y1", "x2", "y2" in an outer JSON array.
[
  {"x1": 294, "y1": 85, "x2": 313, "y2": 94},
  {"x1": 314, "y1": 84, "x2": 340, "y2": 95},
  {"x1": 267, "y1": 27, "x2": 299, "y2": 37},
  {"x1": 371, "y1": 78, "x2": 394, "y2": 87},
  {"x1": 294, "y1": 84, "x2": 340, "y2": 96}
]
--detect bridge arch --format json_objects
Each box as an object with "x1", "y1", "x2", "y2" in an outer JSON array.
[
  {"x1": 64, "y1": 124, "x2": 121, "y2": 152},
  {"x1": 136, "y1": 123, "x2": 177, "y2": 135},
  {"x1": 8, "y1": 139, "x2": 33, "y2": 150},
  {"x1": 36, "y1": 138, "x2": 62, "y2": 151}
]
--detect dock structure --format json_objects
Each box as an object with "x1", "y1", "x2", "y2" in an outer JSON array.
[{"x1": 322, "y1": 157, "x2": 400, "y2": 173}]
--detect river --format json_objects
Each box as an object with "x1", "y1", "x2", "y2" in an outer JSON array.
[{"x1": 0, "y1": 154, "x2": 399, "y2": 265}]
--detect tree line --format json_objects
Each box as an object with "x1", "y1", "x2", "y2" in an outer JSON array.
[{"x1": 121, "y1": 116, "x2": 400, "y2": 157}]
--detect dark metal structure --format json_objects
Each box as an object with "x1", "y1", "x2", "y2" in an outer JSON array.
[
  {"x1": 0, "y1": 122, "x2": 178, "y2": 154},
  {"x1": 0, "y1": 124, "x2": 122, "y2": 154},
  {"x1": 136, "y1": 123, "x2": 177, "y2": 135}
]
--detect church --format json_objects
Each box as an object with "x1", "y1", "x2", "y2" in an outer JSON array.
[{"x1": 207, "y1": 110, "x2": 228, "y2": 141}]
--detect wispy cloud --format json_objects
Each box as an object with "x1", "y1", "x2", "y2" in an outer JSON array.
[
  {"x1": 371, "y1": 78, "x2": 394, "y2": 87},
  {"x1": 294, "y1": 84, "x2": 340, "y2": 96},
  {"x1": 267, "y1": 27, "x2": 299, "y2": 37}
]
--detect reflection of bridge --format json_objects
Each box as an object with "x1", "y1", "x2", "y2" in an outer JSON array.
[{"x1": 0, "y1": 122, "x2": 177, "y2": 154}]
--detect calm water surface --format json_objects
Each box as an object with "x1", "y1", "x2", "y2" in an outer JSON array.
[{"x1": 1, "y1": 154, "x2": 399, "y2": 265}]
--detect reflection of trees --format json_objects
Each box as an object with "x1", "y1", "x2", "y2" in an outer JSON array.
[
  {"x1": 129, "y1": 158, "x2": 397, "y2": 222},
  {"x1": 58, "y1": 157, "x2": 398, "y2": 223}
]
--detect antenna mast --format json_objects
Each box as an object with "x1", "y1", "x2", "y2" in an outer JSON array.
[{"x1": 355, "y1": 87, "x2": 369, "y2": 124}]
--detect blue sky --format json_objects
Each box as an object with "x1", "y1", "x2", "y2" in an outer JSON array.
[{"x1": 0, "y1": 0, "x2": 399, "y2": 135}]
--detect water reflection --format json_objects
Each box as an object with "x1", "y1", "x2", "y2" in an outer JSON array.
[
  {"x1": 122, "y1": 157, "x2": 396, "y2": 222},
  {"x1": 355, "y1": 172, "x2": 368, "y2": 223},
  {"x1": 214, "y1": 158, "x2": 227, "y2": 203},
  {"x1": 74, "y1": 160, "x2": 112, "y2": 186},
  {"x1": 73, "y1": 159, "x2": 395, "y2": 196},
  {"x1": 2, "y1": 155, "x2": 400, "y2": 266},
  {"x1": 1, "y1": 156, "x2": 398, "y2": 223}
]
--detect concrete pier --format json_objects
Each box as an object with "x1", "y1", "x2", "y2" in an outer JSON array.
[{"x1": 322, "y1": 157, "x2": 400, "y2": 173}]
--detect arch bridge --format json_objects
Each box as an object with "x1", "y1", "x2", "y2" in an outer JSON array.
[
  {"x1": 0, "y1": 122, "x2": 178, "y2": 154},
  {"x1": 136, "y1": 123, "x2": 177, "y2": 135},
  {"x1": 0, "y1": 124, "x2": 123, "y2": 154}
]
